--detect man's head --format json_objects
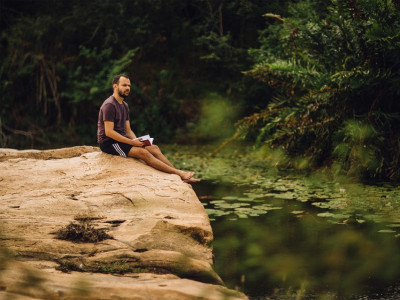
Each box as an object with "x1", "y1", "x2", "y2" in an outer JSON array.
[{"x1": 112, "y1": 74, "x2": 131, "y2": 100}]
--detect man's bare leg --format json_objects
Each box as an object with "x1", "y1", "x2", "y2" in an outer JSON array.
[
  {"x1": 145, "y1": 146, "x2": 200, "y2": 182},
  {"x1": 144, "y1": 145, "x2": 174, "y2": 168},
  {"x1": 128, "y1": 147, "x2": 196, "y2": 181}
]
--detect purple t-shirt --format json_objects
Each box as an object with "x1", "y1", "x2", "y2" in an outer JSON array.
[{"x1": 97, "y1": 96, "x2": 130, "y2": 144}]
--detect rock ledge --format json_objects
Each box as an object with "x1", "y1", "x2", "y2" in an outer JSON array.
[{"x1": 0, "y1": 146, "x2": 247, "y2": 299}]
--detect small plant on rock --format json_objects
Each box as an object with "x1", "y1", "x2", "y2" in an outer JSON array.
[{"x1": 55, "y1": 221, "x2": 112, "y2": 243}]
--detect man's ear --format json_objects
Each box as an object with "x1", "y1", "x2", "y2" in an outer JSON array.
[{"x1": 112, "y1": 83, "x2": 117, "y2": 90}]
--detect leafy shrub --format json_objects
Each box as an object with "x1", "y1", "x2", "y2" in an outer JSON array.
[{"x1": 236, "y1": 0, "x2": 400, "y2": 180}]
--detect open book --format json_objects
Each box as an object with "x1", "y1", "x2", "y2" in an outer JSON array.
[{"x1": 134, "y1": 134, "x2": 154, "y2": 146}]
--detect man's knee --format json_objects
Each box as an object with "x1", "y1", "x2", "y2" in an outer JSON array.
[
  {"x1": 147, "y1": 145, "x2": 161, "y2": 154},
  {"x1": 128, "y1": 147, "x2": 152, "y2": 160}
]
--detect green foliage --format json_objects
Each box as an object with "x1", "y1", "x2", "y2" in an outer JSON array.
[
  {"x1": 0, "y1": 0, "x2": 143, "y2": 147},
  {"x1": 333, "y1": 120, "x2": 384, "y2": 178},
  {"x1": 190, "y1": 92, "x2": 239, "y2": 142},
  {"x1": 62, "y1": 47, "x2": 138, "y2": 105},
  {"x1": 238, "y1": 0, "x2": 400, "y2": 181},
  {"x1": 0, "y1": 0, "x2": 290, "y2": 148}
]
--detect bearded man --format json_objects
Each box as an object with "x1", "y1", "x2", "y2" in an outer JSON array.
[{"x1": 97, "y1": 74, "x2": 199, "y2": 183}]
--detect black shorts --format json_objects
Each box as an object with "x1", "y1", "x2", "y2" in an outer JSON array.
[{"x1": 99, "y1": 139, "x2": 133, "y2": 158}]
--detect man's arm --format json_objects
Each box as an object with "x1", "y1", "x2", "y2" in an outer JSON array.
[
  {"x1": 104, "y1": 121, "x2": 143, "y2": 147},
  {"x1": 125, "y1": 120, "x2": 137, "y2": 140}
]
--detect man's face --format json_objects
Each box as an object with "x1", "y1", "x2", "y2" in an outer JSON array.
[{"x1": 115, "y1": 77, "x2": 131, "y2": 99}]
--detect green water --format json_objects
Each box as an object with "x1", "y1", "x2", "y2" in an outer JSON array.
[{"x1": 164, "y1": 145, "x2": 400, "y2": 299}]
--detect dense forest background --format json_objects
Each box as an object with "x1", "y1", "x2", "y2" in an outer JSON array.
[{"x1": 1, "y1": 0, "x2": 400, "y2": 181}]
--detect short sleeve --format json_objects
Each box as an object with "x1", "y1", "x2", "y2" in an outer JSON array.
[{"x1": 102, "y1": 103, "x2": 116, "y2": 122}]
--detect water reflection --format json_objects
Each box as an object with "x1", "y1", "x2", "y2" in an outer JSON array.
[
  {"x1": 164, "y1": 144, "x2": 400, "y2": 298},
  {"x1": 193, "y1": 180, "x2": 400, "y2": 299}
]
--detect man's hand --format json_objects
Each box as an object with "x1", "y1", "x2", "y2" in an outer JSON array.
[
  {"x1": 131, "y1": 139, "x2": 145, "y2": 147},
  {"x1": 105, "y1": 121, "x2": 144, "y2": 147}
]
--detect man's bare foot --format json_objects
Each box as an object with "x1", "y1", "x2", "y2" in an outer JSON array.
[
  {"x1": 178, "y1": 171, "x2": 195, "y2": 181},
  {"x1": 184, "y1": 177, "x2": 201, "y2": 183}
]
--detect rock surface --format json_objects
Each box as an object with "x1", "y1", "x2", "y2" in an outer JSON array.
[{"x1": 0, "y1": 146, "x2": 247, "y2": 299}]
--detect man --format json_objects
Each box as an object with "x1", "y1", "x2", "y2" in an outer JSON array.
[{"x1": 97, "y1": 74, "x2": 199, "y2": 183}]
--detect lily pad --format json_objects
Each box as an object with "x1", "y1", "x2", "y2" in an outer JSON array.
[
  {"x1": 317, "y1": 212, "x2": 334, "y2": 218},
  {"x1": 222, "y1": 196, "x2": 240, "y2": 200},
  {"x1": 378, "y1": 229, "x2": 397, "y2": 233},
  {"x1": 205, "y1": 209, "x2": 230, "y2": 217},
  {"x1": 236, "y1": 213, "x2": 249, "y2": 219},
  {"x1": 210, "y1": 200, "x2": 227, "y2": 204}
]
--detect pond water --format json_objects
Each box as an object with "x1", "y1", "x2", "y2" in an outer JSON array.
[{"x1": 164, "y1": 145, "x2": 400, "y2": 299}]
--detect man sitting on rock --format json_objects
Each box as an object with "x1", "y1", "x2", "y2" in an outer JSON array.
[{"x1": 97, "y1": 74, "x2": 199, "y2": 183}]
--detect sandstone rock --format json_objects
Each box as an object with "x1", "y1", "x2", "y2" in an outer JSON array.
[{"x1": 0, "y1": 147, "x2": 247, "y2": 299}]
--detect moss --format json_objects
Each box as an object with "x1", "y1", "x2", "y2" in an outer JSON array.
[
  {"x1": 95, "y1": 261, "x2": 150, "y2": 274},
  {"x1": 56, "y1": 260, "x2": 81, "y2": 273},
  {"x1": 57, "y1": 259, "x2": 157, "y2": 275}
]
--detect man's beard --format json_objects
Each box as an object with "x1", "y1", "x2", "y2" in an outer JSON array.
[{"x1": 118, "y1": 89, "x2": 129, "y2": 99}]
